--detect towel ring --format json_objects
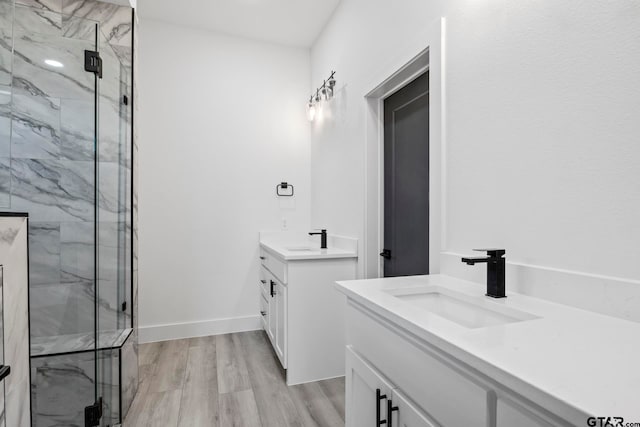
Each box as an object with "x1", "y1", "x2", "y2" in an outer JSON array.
[{"x1": 276, "y1": 182, "x2": 294, "y2": 197}]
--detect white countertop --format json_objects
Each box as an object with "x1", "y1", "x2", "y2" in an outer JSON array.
[
  {"x1": 335, "y1": 274, "x2": 640, "y2": 421},
  {"x1": 260, "y1": 241, "x2": 357, "y2": 261},
  {"x1": 259, "y1": 231, "x2": 358, "y2": 261}
]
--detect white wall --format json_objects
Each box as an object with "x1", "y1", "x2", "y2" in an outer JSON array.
[
  {"x1": 310, "y1": 0, "x2": 640, "y2": 321},
  {"x1": 138, "y1": 19, "x2": 311, "y2": 342}
]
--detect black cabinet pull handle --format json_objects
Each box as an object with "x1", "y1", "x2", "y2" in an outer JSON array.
[
  {"x1": 387, "y1": 400, "x2": 399, "y2": 427},
  {"x1": 260, "y1": 256, "x2": 266, "y2": 260},
  {"x1": 260, "y1": 311, "x2": 267, "y2": 316},
  {"x1": 0, "y1": 365, "x2": 10, "y2": 382},
  {"x1": 260, "y1": 280, "x2": 267, "y2": 284},
  {"x1": 376, "y1": 389, "x2": 387, "y2": 426},
  {"x1": 270, "y1": 280, "x2": 276, "y2": 297}
]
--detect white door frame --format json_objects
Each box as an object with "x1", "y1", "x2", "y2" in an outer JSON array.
[{"x1": 362, "y1": 18, "x2": 447, "y2": 279}]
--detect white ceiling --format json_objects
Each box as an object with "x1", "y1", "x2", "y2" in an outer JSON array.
[{"x1": 138, "y1": 0, "x2": 342, "y2": 48}]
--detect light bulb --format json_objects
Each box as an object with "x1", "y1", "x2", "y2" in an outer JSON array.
[
  {"x1": 326, "y1": 86, "x2": 334, "y2": 99},
  {"x1": 307, "y1": 102, "x2": 316, "y2": 122},
  {"x1": 327, "y1": 78, "x2": 336, "y2": 99},
  {"x1": 321, "y1": 86, "x2": 329, "y2": 101}
]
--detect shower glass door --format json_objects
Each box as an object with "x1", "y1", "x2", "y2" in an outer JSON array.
[
  {"x1": 2, "y1": 1, "x2": 133, "y2": 424},
  {"x1": 96, "y1": 17, "x2": 132, "y2": 426},
  {"x1": 5, "y1": 2, "x2": 105, "y2": 424}
]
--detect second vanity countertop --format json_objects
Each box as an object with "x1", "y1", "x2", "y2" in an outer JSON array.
[
  {"x1": 259, "y1": 231, "x2": 358, "y2": 261},
  {"x1": 335, "y1": 274, "x2": 640, "y2": 421}
]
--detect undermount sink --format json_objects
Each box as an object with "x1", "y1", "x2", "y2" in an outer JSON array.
[
  {"x1": 285, "y1": 246, "x2": 316, "y2": 252},
  {"x1": 385, "y1": 285, "x2": 540, "y2": 329}
]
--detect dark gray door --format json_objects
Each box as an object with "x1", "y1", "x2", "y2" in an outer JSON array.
[{"x1": 382, "y1": 72, "x2": 429, "y2": 277}]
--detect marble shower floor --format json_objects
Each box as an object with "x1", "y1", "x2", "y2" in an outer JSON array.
[{"x1": 124, "y1": 331, "x2": 345, "y2": 427}]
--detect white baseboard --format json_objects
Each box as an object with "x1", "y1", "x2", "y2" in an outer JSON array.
[
  {"x1": 139, "y1": 315, "x2": 262, "y2": 344},
  {"x1": 441, "y1": 251, "x2": 640, "y2": 323}
]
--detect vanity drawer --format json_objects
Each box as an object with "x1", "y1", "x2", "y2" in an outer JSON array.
[
  {"x1": 259, "y1": 248, "x2": 287, "y2": 284},
  {"x1": 260, "y1": 295, "x2": 269, "y2": 331},
  {"x1": 259, "y1": 266, "x2": 270, "y2": 299},
  {"x1": 347, "y1": 303, "x2": 490, "y2": 427}
]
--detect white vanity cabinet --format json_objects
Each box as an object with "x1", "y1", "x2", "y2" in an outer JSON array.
[
  {"x1": 258, "y1": 234, "x2": 357, "y2": 385},
  {"x1": 345, "y1": 346, "x2": 395, "y2": 427},
  {"x1": 273, "y1": 278, "x2": 287, "y2": 363},
  {"x1": 258, "y1": 268, "x2": 270, "y2": 334},
  {"x1": 346, "y1": 346, "x2": 435, "y2": 427},
  {"x1": 338, "y1": 274, "x2": 640, "y2": 425},
  {"x1": 258, "y1": 264, "x2": 287, "y2": 367},
  {"x1": 496, "y1": 398, "x2": 555, "y2": 427},
  {"x1": 391, "y1": 389, "x2": 437, "y2": 427},
  {"x1": 343, "y1": 301, "x2": 572, "y2": 427}
]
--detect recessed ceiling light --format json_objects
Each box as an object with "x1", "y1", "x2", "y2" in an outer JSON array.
[{"x1": 44, "y1": 59, "x2": 64, "y2": 68}]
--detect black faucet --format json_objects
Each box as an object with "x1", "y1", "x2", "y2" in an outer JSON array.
[
  {"x1": 309, "y1": 229, "x2": 328, "y2": 249},
  {"x1": 461, "y1": 249, "x2": 506, "y2": 298}
]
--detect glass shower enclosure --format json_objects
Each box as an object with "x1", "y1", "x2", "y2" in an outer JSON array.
[{"x1": 0, "y1": 0, "x2": 137, "y2": 425}]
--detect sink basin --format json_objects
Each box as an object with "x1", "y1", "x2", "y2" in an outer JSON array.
[
  {"x1": 385, "y1": 285, "x2": 540, "y2": 329},
  {"x1": 285, "y1": 246, "x2": 316, "y2": 252}
]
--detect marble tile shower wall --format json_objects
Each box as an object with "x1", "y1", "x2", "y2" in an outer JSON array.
[
  {"x1": 0, "y1": 216, "x2": 31, "y2": 427},
  {"x1": 0, "y1": 0, "x2": 12, "y2": 207},
  {"x1": 0, "y1": 0, "x2": 134, "y2": 341},
  {"x1": 31, "y1": 348, "x2": 121, "y2": 426}
]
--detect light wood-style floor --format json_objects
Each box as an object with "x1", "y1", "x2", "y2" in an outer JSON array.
[{"x1": 124, "y1": 331, "x2": 345, "y2": 427}]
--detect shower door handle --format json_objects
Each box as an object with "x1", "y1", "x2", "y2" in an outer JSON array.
[{"x1": 0, "y1": 365, "x2": 10, "y2": 382}]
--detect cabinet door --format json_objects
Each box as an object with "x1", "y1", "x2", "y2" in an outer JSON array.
[
  {"x1": 267, "y1": 279, "x2": 277, "y2": 343},
  {"x1": 275, "y1": 281, "x2": 287, "y2": 367},
  {"x1": 346, "y1": 346, "x2": 395, "y2": 427},
  {"x1": 390, "y1": 389, "x2": 437, "y2": 427}
]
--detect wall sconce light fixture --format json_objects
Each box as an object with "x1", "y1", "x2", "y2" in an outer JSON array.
[{"x1": 307, "y1": 71, "x2": 336, "y2": 122}]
